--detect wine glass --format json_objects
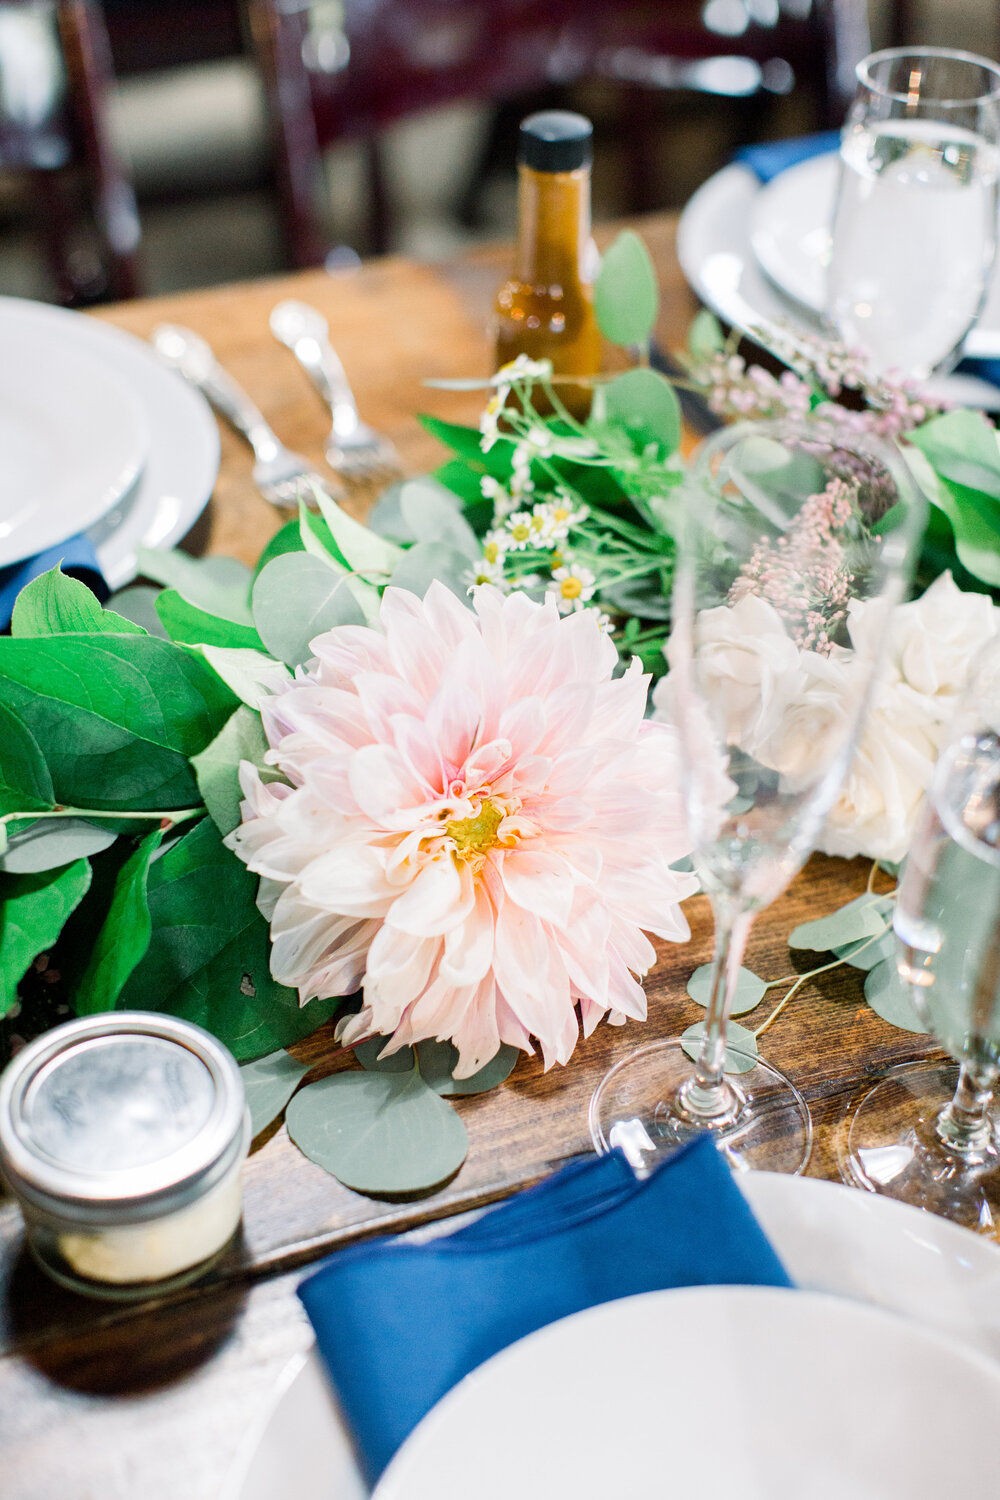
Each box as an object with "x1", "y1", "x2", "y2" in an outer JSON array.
[
  {"x1": 827, "y1": 47, "x2": 1000, "y2": 379},
  {"x1": 840, "y1": 637, "x2": 1000, "y2": 1230},
  {"x1": 589, "y1": 418, "x2": 926, "y2": 1174}
]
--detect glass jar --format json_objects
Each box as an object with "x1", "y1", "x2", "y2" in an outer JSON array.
[{"x1": 0, "y1": 1012, "x2": 249, "y2": 1300}]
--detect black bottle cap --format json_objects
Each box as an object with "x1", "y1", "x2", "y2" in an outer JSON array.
[{"x1": 518, "y1": 111, "x2": 593, "y2": 172}]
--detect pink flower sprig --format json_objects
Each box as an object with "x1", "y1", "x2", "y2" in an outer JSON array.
[{"x1": 729, "y1": 478, "x2": 858, "y2": 654}]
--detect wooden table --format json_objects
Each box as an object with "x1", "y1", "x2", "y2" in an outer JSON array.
[{"x1": 0, "y1": 215, "x2": 940, "y2": 1500}]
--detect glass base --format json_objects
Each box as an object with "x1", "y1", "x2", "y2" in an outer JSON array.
[
  {"x1": 589, "y1": 1039, "x2": 813, "y2": 1175},
  {"x1": 840, "y1": 1060, "x2": 1000, "y2": 1236}
]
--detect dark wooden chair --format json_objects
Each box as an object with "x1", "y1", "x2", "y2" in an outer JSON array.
[
  {"x1": 0, "y1": 0, "x2": 141, "y2": 303},
  {"x1": 246, "y1": 0, "x2": 871, "y2": 267}
]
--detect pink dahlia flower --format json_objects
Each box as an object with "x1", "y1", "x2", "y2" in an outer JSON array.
[{"x1": 228, "y1": 582, "x2": 696, "y2": 1076}]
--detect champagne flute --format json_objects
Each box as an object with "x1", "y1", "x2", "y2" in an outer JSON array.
[
  {"x1": 841, "y1": 638, "x2": 1000, "y2": 1230},
  {"x1": 827, "y1": 47, "x2": 1000, "y2": 378},
  {"x1": 589, "y1": 418, "x2": 925, "y2": 1174}
]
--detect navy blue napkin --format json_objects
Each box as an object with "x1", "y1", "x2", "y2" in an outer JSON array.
[
  {"x1": 0, "y1": 536, "x2": 107, "y2": 631},
  {"x1": 733, "y1": 130, "x2": 841, "y2": 183},
  {"x1": 298, "y1": 1136, "x2": 791, "y2": 1484}
]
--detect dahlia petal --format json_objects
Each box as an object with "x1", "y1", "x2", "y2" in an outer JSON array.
[
  {"x1": 426, "y1": 677, "x2": 484, "y2": 776},
  {"x1": 499, "y1": 849, "x2": 576, "y2": 929},
  {"x1": 349, "y1": 743, "x2": 432, "y2": 826},
  {"x1": 386, "y1": 853, "x2": 474, "y2": 936},
  {"x1": 439, "y1": 882, "x2": 496, "y2": 987},
  {"x1": 354, "y1": 671, "x2": 426, "y2": 742},
  {"x1": 298, "y1": 844, "x2": 396, "y2": 915}
]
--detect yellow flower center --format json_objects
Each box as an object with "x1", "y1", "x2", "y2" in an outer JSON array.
[
  {"x1": 509, "y1": 522, "x2": 531, "y2": 544},
  {"x1": 553, "y1": 506, "x2": 570, "y2": 522},
  {"x1": 484, "y1": 540, "x2": 500, "y2": 563},
  {"x1": 446, "y1": 798, "x2": 506, "y2": 859},
  {"x1": 560, "y1": 577, "x2": 584, "y2": 600}
]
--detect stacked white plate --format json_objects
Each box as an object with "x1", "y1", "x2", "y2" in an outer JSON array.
[
  {"x1": 0, "y1": 297, "x2": 219, "y2": 590},
  {"x1": 224, "y1": 1173, "x2": 1000, "y2": 1500},
  {"x1": 676, "y1": 149, "x2": 1000, "y2": 406}
]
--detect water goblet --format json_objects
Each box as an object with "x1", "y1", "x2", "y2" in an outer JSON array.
[
  {"x1": 840, "y1": 638, "x2": 1000, "y2": 1231},
  {"x1": 589, "y1": 418, "x2": 925, "y2": 1174},
  {"x1": 828, "y1": 46, "x2": 1000, "y2": 378}
]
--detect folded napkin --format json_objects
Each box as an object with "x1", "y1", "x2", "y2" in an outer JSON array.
[
  {"x1": 298, "y1": 1136, "x2": 792, "y2": 1484},
  {"x1": 0, "y1": 537, "x2": 107, "y2": 631},
  {"x1": 733, "y1": 130, "x2": 841, "y2": 182}
]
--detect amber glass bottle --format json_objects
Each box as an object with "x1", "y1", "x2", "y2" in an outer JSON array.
[{"x1": 492, "y1": 111, "x2": 601, "y2": 414}]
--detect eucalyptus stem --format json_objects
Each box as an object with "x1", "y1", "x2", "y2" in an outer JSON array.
[
  {"x1": 0, "y1": 806, "x2": 203, "y2": 829},
  {"x1": 752, "y1": 922, "x2": 891, "y2": 1040}
]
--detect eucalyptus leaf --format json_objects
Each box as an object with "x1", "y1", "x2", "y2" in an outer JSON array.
[
  {"x1": 0, "y1": 818, "x2": 117, "y2": 874},
  {"x1": 356, "y1": 1036, "x2": 520, "y2": 1095},
  {"x1": 241, "y1": 1048, "x2": 309, "y2": 1137},
  {"x1": 72, "y1": 827, "x2": 164, "y2": 1014},
  {"x1": 601, "y1": 368, "x2": 681, "y2": 458},
  {"x1": 688, "y1": 308, "x2": 725, "y2": 361},
  {"x1": 313, "y1": 488, "x2": 403, "y2": 578},
  {"x1": 252, "y1": 553, "x2": 366, "y2": 669},
  {"x1": 681, "y1": 1019, "x2": 759, "y2": 1074},
  {"x1": 789, "y1": 896, "x2": 891, "y2": 952},
  {"x1": 0, "y1": 701, "x2": 54, "y2": 815},
  {"x1": 594, "y1": 230, "x2": 659, "y2": 348},
  {"x1": 388, "y1": 542, "x2": 472, "y2": 601},
  {"x1": 285, "y1": 1068, "x2": 468, "y2": 1194},
  {"x1": 137, "y1": 548, "x2": 255, "y2": 623},
  {"x1": 864, "y1": 958, "x2": 928, "y2": 1034},
  {"x1": 0, "y1": 858, "x2": 92, "y2": 1015},
  {"x1": 192, "y1": 705, "x2": 275, "y2": 837},
  {"x1": 155, "y1": 590, "x2": 264, "y2": 650},
  {"x1": 119, "y1": 817, "x2": 338, "y2": 1059},
  {"x1": 399, "y1": 479, "x2": 481, "y2": 560},
  {"x1": 0, "y1": 635, "x2": 238, "y2": 811},
  {"x1": 686, "y1": 964, "x2": 767, "y2": 1016},
  {"x1": 106, "y1": 585, "x2": 170, "y2": 638},
  {"x1": 11, "y1": 567, "x2": 145, "y2": 637},
  {"x1": 833, "y1": 908, "x2": 897, "y2": 972},
  {"x1": 198, "y1": 645, "x2": 290, "y2": 709}
]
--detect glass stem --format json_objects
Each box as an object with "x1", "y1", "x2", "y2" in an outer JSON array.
[
  {"x1": 681, "y1": 903, "x2": 753, "y2": 1122},
  {"x1": 936, "y1": 1061, "x2": 997, "y2": 1161}
]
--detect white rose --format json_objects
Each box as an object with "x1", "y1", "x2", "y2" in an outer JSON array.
[
  {"x1": 755, "y1": 651, "x2": 859, "y2": 787},
  {"x1": 848, "y1": 572, "x2": 999, "y2": 705}
]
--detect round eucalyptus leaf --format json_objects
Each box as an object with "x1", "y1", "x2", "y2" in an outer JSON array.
[
  {"x1": 864, "y1": 960, "x2": 928, "y2": 1034},
  {"x1": 353, "y1": 1035, "x2": 414, "y2": 1073},
  {"x1": 686, "y1": 964, "x2": 767, "y2": 1017},
  {"x1": 252, "y1": 552, "x2": 365, "y2": 668},
  {"x1": 388, "y1": 542, "x2": 472, "y2": 601},
  {"x1": 399, "y1": 480, "x2": 481, "y2": 561},
  {"x1": 241, "y1": 1049, "x2": 309, "y2": 1138},
  {"x1": 286, "y1": 1069, "x2": 468, "y2": 1194},
  {"x1": 790, "y1": 895, "x2": 891, "y2": 952},
  {"x1": 833, "y1": 920, "x2": 897, "y2": 972},
  {"x1": 0, "y1": 818, "x2": 117, "y2": 874},
  {"x1": 355, "y1": 1034, "x2": 521, "y2": 1095},
  {"x1": 681, "y1": 1019, "x2": 759, "y2": 1074}
]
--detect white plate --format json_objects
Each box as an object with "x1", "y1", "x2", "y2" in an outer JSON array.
[
  {"x1": 376, "y1": 1286, "x2": 1000, "y2": 1500},
  {"x1": 750, "y1": 152, "x2": 1000, "y2": 357},
  {"x1": 0, "y1": 299, "x2": 219, "y2": 590},
  {"x1": 224, "y1": 1171, "x2": 1000, "y2": 1500},
  {"x1": 677, "y1": 162, "x2": 1000, "y2": 408},
  {"x1": 0, "y1": 322, "x2": 149, "y2": 567}
]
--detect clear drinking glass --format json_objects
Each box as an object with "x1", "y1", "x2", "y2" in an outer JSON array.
[
  {"x1": 827, "y1": 47, "x2": 1000, "y2": 377},
  {"x1": 841, "y1": 639, "x2": 1000, "y2": 1231},
  {"x1": 589, "y1": 419, "x2": 925, "y2": 1174}
]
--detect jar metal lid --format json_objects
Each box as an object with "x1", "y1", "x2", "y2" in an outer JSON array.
[{"x1": 0, "y1": 1013, "x2": 247, "y2": 1226}]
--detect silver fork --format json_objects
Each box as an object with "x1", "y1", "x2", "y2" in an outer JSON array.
[
  {"x1": 151, "y1": 323, "x2": 341, "y2": 508},
  {"x1": 269, "y1": 300, "x2": 403, "y2": 488}
]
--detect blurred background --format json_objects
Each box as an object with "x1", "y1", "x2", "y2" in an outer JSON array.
[{"x1": 0, "y1": 0, "x2": 997, "y2": 304}]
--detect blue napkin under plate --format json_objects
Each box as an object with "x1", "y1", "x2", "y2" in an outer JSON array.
[
  {"x1": 0, "y1": 536, "x2": 107, "y2": 631},
  {"x1": 298, "y1": 1135, "x2": 792, "y2": 1485},
  {"x1": 733, "y1": 129, "x2": 841, "y2": 183}
]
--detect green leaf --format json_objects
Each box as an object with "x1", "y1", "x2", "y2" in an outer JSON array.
[
  {"x1": 0, "y1": 635, "x2": 238, "y2": 811},
  {"x1": 594, "y1": 230, "x2": 659, "y2": 348},
  {"x1": 832, "y1": 898, "x2": 897, "y2": 971},
  {"x1": 298, "y1": 499, "x2": 351, "y2": 570},
  {"x1": 864, "y1": 958, "x2": 928, "y2": 1034},
  {"x1": 118, "y1": 817, "x2": 338, "y2": 1059},
  {"x1": 155, "y1": 590, "x2": 264, "y2": 650},
  {"x1": 312, "y1": 488, "x2": 403, "y2": 578},
  {"x1": 789, "y1": 895, "x2": 891, "y2": 952},
  {"x1": 599, "y1": 368, "x2": 681, "y2": 459},
  {"x1": 137, "y1": 548, "x2": 254, "y2": 623},
  {"x1": 254, "y1": 519, "x2": 305, "y2": 577},
  {"x1": 0, "y1": 701, "x2": 54, "y2": 815},
  {"x1": 105, "y1": 585, "x2": 169, "y2": 638},
  {"x1": 907, "y1": 415, "x2": 1000, "y2": 587},
  {"x1": 240, "y1": 1048, "x2": 309, "y2": 1137},
  {"x1": 0, "y1": 819, "x2": 117, "y2": 874},
  {"x1": 198, "y1": 645, "x2": 290, "y2": 709},
  {"x1": 285, "y1": 1068, "x2": 468, "y2": 1194},
  {"x1": 72, "y1": 827, "x2": 164, "y2": 1014},
  {"x1": 420, "y1": 415, "x2": 513, "y2": 476},
  {"x1": 688, "y1": 308, "x2": 725, "y2": 362},
  {"x1": 398, "y1": 479, "x2": 481, "y2": 561},
  {"x1": 192, "y1": 704, "x2": 275, "y2": 837},
  {"x1": 356, "y1": 1036, "x2": 520, "y2": 1095},
  {"x1": 686, "y1": 964, "x2": 767, "y2": 1016},
  {"x1": 252, "y1": 553, "x2": 366, "y2": 669},
  {"x1": 0, "y1": 858, "x2": 92, "y2": 1016},
  {"x1": 388, "y1": 542, "x2": 472, "y2": 601},
  {"x1": 11, "y1": 567, "x2": 145, "y2": 637},
  {"x1": 681, "y1": 1019, "x2": 759, "y2": 1074}
]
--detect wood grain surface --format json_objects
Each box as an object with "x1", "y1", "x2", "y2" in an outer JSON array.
[{"x1": 0, "y1": 216, "x2": 943, "y2": 1500}]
